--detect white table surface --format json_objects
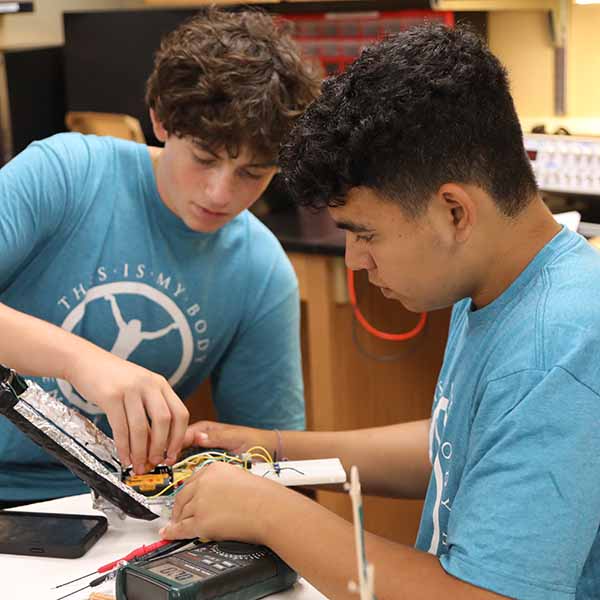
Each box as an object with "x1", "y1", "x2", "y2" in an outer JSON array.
[{"x1": 2, "y1": 494, "x2": 327, "y2": 600}]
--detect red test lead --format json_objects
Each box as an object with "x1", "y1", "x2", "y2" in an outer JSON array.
[
  {"x1": 98, "y1": 539, "x2": 173, "y2": 573},
  {"x1": 53, "y1": 539, "x2": 174, "y2": 590}
]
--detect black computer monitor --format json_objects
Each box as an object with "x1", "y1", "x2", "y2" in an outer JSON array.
[{"x1": 64, "y1": 9, "x2": 197, "y2": 145}]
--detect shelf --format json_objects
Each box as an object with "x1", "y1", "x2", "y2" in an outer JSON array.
[{"x1": 143, "y1": 0, "x2": 275, "y2": 4}]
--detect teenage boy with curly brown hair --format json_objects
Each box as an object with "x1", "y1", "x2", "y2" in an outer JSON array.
[{"x1": 0, "y1": 8, "x2": 320, "y2": 506}]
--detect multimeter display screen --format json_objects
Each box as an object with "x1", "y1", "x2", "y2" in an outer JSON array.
[{"x1": 149, "y1": 560, "x2": 207, "y2": 583}]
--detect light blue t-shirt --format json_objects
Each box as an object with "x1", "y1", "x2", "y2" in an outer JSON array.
[
  {"x1": 0, "y1": 133, "x2": 305, "y2": 501},
  {"x1": 416, "y1": 226, "x2": 600, "y2": 599}
]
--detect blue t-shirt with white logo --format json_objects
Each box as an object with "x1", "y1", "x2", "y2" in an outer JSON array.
[
  {"x1": 416, "y1": 227, "x2": 600, "y2": 599},
  {"x1": 0, "y1": 133, "x2": 304, "y2": 501}
]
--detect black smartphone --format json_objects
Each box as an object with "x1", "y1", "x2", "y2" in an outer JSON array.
[{"x1": 0, "y1": 511, "x2": 107, "y2": 558}]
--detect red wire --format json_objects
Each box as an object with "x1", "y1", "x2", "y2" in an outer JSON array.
[
  {"x1": 347, "y1": 268, "x2": 427, "y2": 341},
  {"x1": 98, "y1": 539, "x2": 171, "y2": 573}
]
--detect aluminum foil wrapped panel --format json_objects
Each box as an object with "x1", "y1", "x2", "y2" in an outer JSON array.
[
  {"x1": 19, "y1": 381, "x2": 121, "y2": 470},
  {"x1": 0, "y1": 370, "x2": 159, "y2": 521}
]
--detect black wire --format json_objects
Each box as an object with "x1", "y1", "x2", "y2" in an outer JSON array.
[
  {"x1": 262, "y1": 466, "x2": 305, "y2": 478},
  {"x1": 138, "y1": 539, "x2": 196, "y2": 562},
  {"x1": 54, "y1": 539, "x2": 196, "y2": 595},
  {"x1": 280, "y1": 466, "x2": 305, "y2": 475},
  {"x1": 350, "y1": 313, "x2": 427, "y2": 362},
  {"x1": 56, "y1": 570, "x2": 116, "y2": 600},
  {"x1": 56, "y1": 583, "x2": 91, "y2": 600}
]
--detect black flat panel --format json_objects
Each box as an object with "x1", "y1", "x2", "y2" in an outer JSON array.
[
  {"x1": 64, "y1": 10, "x2": 198, "y2": 145},
  {"x1": 4, "y1": 45, "x2": 66, "y2": 156}
]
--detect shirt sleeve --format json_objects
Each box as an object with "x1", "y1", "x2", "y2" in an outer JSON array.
[
  {"x1": 210, "y1": 224, "x2": 305, "y2": 431},
  {"x1": 440, "y1": 367, "x2": 600, "y2": 600},
  {"x1": 0, "y1": 134, "x2": 87, "y2": 291}
]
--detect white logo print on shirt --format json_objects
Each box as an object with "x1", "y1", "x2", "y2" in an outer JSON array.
[
  {"x1": 104, "y1": 293, "x2": 179, "y2": 357},
  {"x1": 53, "y1": 280, "x2": 200, "y2": 414},
  {"x1": 427, "y1": 383, "x2": 453, "y2": 554}
]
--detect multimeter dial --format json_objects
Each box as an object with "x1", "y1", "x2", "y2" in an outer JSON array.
[{"x1": 214, "y1": 541, "x2": 266, "y2": 560}]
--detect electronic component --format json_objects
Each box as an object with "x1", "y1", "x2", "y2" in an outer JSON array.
[
  {"x1": 122, "y1": 465, "x2": 174, "y2": 497},
  {"x1": 116, "y1": 540, "x2": 297, "y2": 600}
]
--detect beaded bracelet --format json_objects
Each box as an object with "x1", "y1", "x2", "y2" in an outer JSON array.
[{"x1": 273, "y1": 429, "x2": 287, "y2": 462}]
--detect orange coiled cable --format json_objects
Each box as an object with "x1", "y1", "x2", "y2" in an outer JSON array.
[{"x1": 347, "y1": 268, "x2": 427, "y2": 341}]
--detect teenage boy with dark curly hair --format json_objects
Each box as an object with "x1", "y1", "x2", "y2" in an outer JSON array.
[
  {"x1": 0, "y1": 8, "x2": 320, "y2": 506},
  {"x1": 161, "y1": 24, "x2": 600, "y2": 600}
]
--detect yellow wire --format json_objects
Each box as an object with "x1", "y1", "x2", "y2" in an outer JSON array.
[
  {"x1": 174, "y1": 470, "x2": 193, "y2": 482},
  {"x1": 174, "y1": 452, "x2": 244, "y2": 470},
  {"x1": 245, "y1": 446, "x2": 274, "y2": 464},
  {"x1": 246, "y1": 452, "x2": 268, "y2": 464},
  {"x1": 149, "y1": 481, "x2": 178, "y2": 498},
  {"x1": 148, "y1": 469, "x2": 194, "y2": 498}
]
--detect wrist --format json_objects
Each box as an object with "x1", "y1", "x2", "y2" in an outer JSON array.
[
  {"x1": 256, "y1": 482, "x2": 299, "y2": 547},
  {"x1": 60, "y1": 340, "x2": 84, "y2": 383},
  {"x1": 61, "y1": 336, "x2": 102, "y2": 383}
]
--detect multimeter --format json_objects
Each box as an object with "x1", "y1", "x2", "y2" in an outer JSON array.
[{"x1": 116, "y1": 540, "x2": 298, "y2": 600}]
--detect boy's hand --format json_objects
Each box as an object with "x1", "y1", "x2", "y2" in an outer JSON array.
[
  {"x1": 183, "y1": 420, "x2": 277, "y2": 456},
  {"x1": 67, "y1": 349, "x2": 189, "y2": 473},
  {"x1": 160, "y1": 461, "x2": 288, "y2": 543}
]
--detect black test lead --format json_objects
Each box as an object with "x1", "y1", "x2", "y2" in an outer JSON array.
[
  {"x1": 52, "y1": 570, "x2": 97, "y2": 590},
  {"x1": 53, "y1": 538, "x2": 194, "y2": 590},
  {"x1": 55, "y1": 570, "x2": 117, "y2": 600}
]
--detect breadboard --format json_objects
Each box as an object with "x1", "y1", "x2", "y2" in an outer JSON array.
[{"x1": 250, "y1": 458, "x2": 346, "y2": 486}]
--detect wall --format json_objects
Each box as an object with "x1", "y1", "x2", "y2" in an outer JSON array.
[
  {"x1": 488, "y1": 5, "x2": 600, "y2": 127},
  {"x1": 569, "y1": 4, "x2": 600, "y2": 117},
  {"x1": 0, "y1": 0, "x2": 145, "y2": 49},
  {"x1": 488, "y1": 10, "x2": 554, "y2": 118}
]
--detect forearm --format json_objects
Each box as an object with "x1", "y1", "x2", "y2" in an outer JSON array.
[
  {"x1": 261, "y1": 488, "x2": 503, "y2": 600},
  {"x1": 278, "y1": 419, "x2": 432, "y2": 498},
  {"x1": 0, "y1": 302, "x2": 100, "y2": 380},
  {"x1": 0, "y1": 303, "x2": 190, "y2": 469}
]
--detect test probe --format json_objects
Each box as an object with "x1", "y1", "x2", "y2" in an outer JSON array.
[{"x1": 54, "y1": 538, "x2": 195, "y2": 599}]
